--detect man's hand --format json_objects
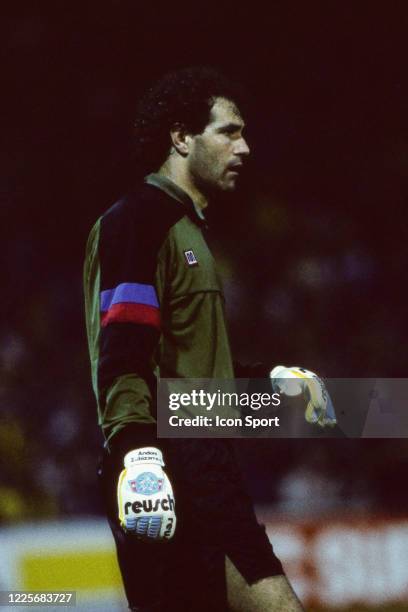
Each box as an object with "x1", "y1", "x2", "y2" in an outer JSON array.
[
  {"x1": 270, "y1": 365, "x2": 337, "y2": 427},
  {"x1": 117, "y1": 447, "x2": 176, "y2": 541}
]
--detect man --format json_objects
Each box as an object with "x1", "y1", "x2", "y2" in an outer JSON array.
[{"x1": 84, "y1": 67, "x2": 327, "y2": 611}]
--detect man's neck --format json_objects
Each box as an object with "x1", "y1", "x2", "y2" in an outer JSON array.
[{"x1": 157, "y1": 163, "x2": 208, "y2": 210}]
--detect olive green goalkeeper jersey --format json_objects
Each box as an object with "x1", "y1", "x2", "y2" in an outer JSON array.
[{"x1": 84, "y1": 174, "x2": 234, "y2": 443}]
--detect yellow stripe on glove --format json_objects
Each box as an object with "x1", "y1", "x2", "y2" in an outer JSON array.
[{"x1": 270, "y1": 365, "x2": 337, "y2": 427}]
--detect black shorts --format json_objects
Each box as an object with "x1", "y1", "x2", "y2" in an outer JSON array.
[{"x1": 99, "y1": 431, "x2": 283, "y2": 611}]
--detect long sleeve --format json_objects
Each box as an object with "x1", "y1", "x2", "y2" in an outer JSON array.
[{"x1": 84, "y1": 188, "x2": 184, "y2": 445}]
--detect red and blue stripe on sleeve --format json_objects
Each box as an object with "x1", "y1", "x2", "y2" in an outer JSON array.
[
  {"x1": 96, "y1": 187, "x2": 184, "y2": 397},
  {"x1": 100, "y1": 282, "x2": 160, "y2": 329}
]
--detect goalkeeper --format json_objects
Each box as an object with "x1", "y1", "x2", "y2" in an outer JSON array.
[{"x1": 84, "y1": 67, "x2": 333, "y2": 611}]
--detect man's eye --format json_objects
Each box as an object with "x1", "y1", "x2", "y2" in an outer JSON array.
[{"x1": 221, "y1": 128, "x2": 239, "y2": 137}]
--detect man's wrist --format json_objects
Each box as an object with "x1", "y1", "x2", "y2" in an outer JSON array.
[
  {"x1": 106, "y1": 423, "x2": 158, "y2": 460},
  {"x1": 234, "y1": 361, "x2": 270, "y2": 378}
]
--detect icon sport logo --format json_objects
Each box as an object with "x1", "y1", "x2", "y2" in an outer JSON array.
[{"x1": 184, "y1": 249, "x2": 198, "y2": 266}]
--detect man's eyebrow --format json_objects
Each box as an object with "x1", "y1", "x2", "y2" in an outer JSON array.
[{"x1": 216, "y1": 121, "x2": 245, "y2": 131}]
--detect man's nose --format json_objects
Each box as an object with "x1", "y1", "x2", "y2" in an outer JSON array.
[{"x1": 235, "y1": 137, "x2": 250, "y2": 157}]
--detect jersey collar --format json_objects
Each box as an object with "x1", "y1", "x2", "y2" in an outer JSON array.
[{"x1": 144, "y1": 173, "x2": 207, "y2": 227}]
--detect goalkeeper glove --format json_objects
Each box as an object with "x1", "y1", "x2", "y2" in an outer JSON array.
[
  {"x1": 117, "y1": 447, "x2": 176, "y2": 541},
  {"x1": 270, "y1": 365, "x2": 337, "y2": 427}
]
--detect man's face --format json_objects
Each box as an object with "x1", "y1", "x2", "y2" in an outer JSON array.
[{"x1": 187, "y1": 97, "x2": 250, "y2": 194}]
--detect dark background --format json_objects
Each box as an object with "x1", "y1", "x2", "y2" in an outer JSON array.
[{"x1": 1, "y1": 2, "x2": 408, "y2": 520}]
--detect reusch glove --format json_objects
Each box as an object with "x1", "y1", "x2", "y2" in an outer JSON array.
[
  {"x1": 270, "y1": 365, "x2": 337, "y2": 427},
  {"x1": 117, "y1": 447, "x2": 176, "y2": 541}
]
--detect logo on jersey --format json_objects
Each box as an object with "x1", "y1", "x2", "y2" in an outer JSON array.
[{"x1": 184, "y1": 249, "x2": 198, "y2": 266}]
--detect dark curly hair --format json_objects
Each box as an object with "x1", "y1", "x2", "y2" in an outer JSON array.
[{"x1": 133, "y1": 66, "x2": 245, "y2": 173}]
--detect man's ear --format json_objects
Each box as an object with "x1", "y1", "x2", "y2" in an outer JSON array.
[{"x1": 170, "y1": 123, "x2": 191, "y2": 156}]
